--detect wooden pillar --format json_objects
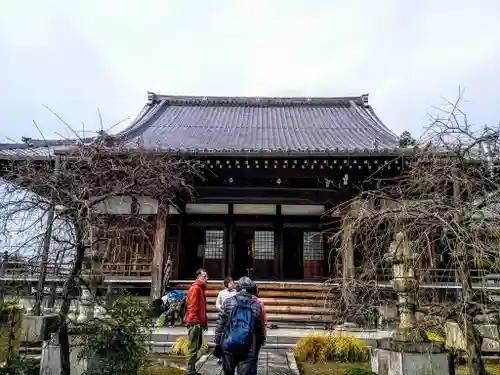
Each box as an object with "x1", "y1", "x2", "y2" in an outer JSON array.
[
  {"x1": 275, "y1": 205, "x2": 283, "y2": 280},
  {"x1": 225, "y1": 204, "x2": 234, "y2": 278},
  {"x1": 173, "y1": 217, "x2": 183, "y2": 279},
  {"x1": 151, "y1": 209, "x2": 167, "y2": 300},
  {"x1": 341, "y1": 216, "x2": 355, "y2": 283}
]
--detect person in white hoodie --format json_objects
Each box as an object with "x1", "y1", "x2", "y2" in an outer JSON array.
[
  {"x1": 215, "y1": 276, "x2": 237, "y2": 364},
  {"x1": 215, "y1": 277, "x2": 237, "y2": 311}
]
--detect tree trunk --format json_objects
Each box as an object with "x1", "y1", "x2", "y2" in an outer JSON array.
[
  {"x1": 33, "y1": 202, "x2": 55, "y2": 316},
  {"x1": 34, "y1": 156, "x2": 61, "y2": 316},
  {"x1": 452, "y1": 173, "x2": 487, "y2": 375},
  {"x1": 457, "y1": 253, "x2": 487, "y2": 375},
  {"x1": 465, "y1": 324, "x2": 486, "y2": 375},
  {"x1": 58, "y1": 225, "x2": 85, "y2": 375}
]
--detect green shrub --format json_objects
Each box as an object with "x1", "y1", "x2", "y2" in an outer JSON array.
[
  {"x1": 293, "y1": 332, "x2": 368, "y2": 363},
  {"x1": 79, "y1": 295, "x2": 151, "y2": 375},
  {"x1": 171, "y1": 337, "x2": 208, "y2": 356},
  {"x1": 0, "y1": 356, "x2": 40, "y2": 375},
  {"x1": 342, "y1": 368, "x2": 377, "y2": 375}
]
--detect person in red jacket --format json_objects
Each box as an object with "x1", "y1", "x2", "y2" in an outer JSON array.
[
  {"x1": 252, "y1": 287, "x2": 268, "y2": 331},
  {"x1": 184, "y1": 269, "x2": 208, "y2": 375}
]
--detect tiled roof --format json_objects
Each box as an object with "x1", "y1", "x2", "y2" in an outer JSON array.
[
  {"x1": 119, "y1": 93, "x2": 399, "y2": 154},
  {"x1": 0, "y1": 138, "x2": 93, "y2": 159},
  {"x1": 1, "y1": 93, "x2": 400, "y2": 159}
]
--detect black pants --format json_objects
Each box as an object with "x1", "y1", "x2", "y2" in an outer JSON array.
[{"x1": 221, "y1": 354, "x2": 257, "y2": 375}]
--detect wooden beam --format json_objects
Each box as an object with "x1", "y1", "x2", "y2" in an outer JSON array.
[{"x1": 151, "y1": 209, "x2": 167, "y2": 300}]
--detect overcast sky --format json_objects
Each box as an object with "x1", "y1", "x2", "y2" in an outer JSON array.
[{"x1": 1, "y1": 0, "x2": 500, "y2": 142}]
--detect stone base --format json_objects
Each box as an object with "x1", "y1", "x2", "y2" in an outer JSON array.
[
  {"x1": 445, "y1": 321, "x2": 500, "y2": 352},
  {"x1": 40, "y1": 335, "x2": 86, "y2": 375},
  {"x1": 371, "y1": 340, "x2": 450, "y2": 375},
  {"x1": 21, "y1": 314, "x2": 59, "y2": 343}
]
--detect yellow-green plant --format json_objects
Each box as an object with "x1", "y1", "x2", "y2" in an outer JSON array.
[
  {"x1": 426, "y1": 330, "x2": 445, "y2": 343},
  {"x1": 156, "y1": 314, "x2": 166, "y2": 328},
  {"x1": 293, "y1": 332, "x2": 368, "y2": 363},
  {"x1": 170, "y1": 337, "x2": 208, "y2": 356},
  {"x1": 0, "y1": 299, "x2": 25, "y2": 363},
  {"x1": 294, "y1": 332, "x2": 332, "y2": 363}
]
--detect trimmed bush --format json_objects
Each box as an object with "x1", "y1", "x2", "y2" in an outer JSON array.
[
  {"x1": 342, "y1": 368, "x2": 377, "y2": 375},
  {"x1": 293, "y1": 332, "x2": 368, "y2": 363},
  {"x1": 171, "y1": 337, "x2": 208, "y2": 356}
]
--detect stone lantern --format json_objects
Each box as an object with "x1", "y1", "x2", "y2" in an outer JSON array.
[
  {"x1": 77, "y1": 226, "x2": 105, "y2": 323},
  {"x1": 371, "y1": 231, "x2": 450, "y2": 375}
]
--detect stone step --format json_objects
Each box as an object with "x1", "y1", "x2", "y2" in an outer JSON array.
[
  {"x1": 151, "y1": 331, "x2": 307, "y2": 346},
  {"x1": 205, "y1": 304, "x2": 330, "y2": 314},
  {"x1": 149, "y1": 341, "x2": 296, "y2": 354},
  {"x1": 206, "y1": 296, "x2": 327, "y2": 307},
  {"x1": 166, "y1": 281, "x2": 332, "y2": 327},
  {"x1": 148, "y1": 327, "x2": 393, "y2": 355},
  {"x1": 206, "y1": 312, "x2": 332, "y2": 323},
  {"x1": 201, "y1": 289, "x2": 326, "y2": 298}
]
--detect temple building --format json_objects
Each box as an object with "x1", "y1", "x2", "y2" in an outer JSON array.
[{"x1": 0, "y1": 93, "x2": 405, "y2": 288}]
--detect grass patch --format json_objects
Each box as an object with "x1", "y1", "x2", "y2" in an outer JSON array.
[
  {"x1": 139, "y1": 365, "x2": 184, "y2": 375},
  {"x1": 298, "y1": 361, "x2": 370, "y2": 375},
  {"x1": 298, "y1": 360, "x2": 500, "y2": 375},
  {"x1": 455, "y1": 363, "x2": 500, "y2": 375}
]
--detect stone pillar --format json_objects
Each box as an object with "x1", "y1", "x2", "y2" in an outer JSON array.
[
  {"x1": 389, "y1": 231, "x2": 420, "y2": 339},
  {"x1": 371, "y1": 231, "x2": 450, "y2": 375}
]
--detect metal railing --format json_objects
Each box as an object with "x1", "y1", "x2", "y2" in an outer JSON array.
[
  {"x1": 2, "y1": 258, "x2": 500, "y2": 287},
  {"x1": 0, "y1": 260, "x2": 153, "y2": 278}
]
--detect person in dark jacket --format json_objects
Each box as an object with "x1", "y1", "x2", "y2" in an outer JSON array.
[
  {"x1": 214, "y1": 277, "x2": 266, "y2": 375},
  {"x1": 184, "y1": 269, "x2": 208, "y2": 375}
]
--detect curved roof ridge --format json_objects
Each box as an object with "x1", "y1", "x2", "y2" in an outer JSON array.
[{"x1": 148, "y1": 92, "x2": 367, "y2": 107}]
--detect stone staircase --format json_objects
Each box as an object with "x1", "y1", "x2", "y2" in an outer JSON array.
[{"x1": 170, "y1": 280, "x2": 333, "y2": 329}]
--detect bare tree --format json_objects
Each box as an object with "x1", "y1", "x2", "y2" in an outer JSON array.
[
  {"x1": 0, "y1": 131, "x2": 199, "y2": 375},
  {"x1": 329, "y1": 93, "x2": 500, "y2": 375}
]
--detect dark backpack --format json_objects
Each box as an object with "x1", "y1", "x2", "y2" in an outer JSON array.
[{"x1": 222, "y1": 296, "x2": 257, "y2": 357}]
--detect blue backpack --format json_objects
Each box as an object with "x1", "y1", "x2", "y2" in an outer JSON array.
[{"x1": 222, "y1": 296, "x2": 257, "y2": 357}]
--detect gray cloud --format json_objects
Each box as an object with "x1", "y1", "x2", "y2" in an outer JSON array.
[{"x1": 1, "y1": 0, "x2": 500, "y2": 141}]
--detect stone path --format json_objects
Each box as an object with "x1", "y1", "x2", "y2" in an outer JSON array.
[{"x1": 192, "y1": 350, "x2": 297, "y2": 375}]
